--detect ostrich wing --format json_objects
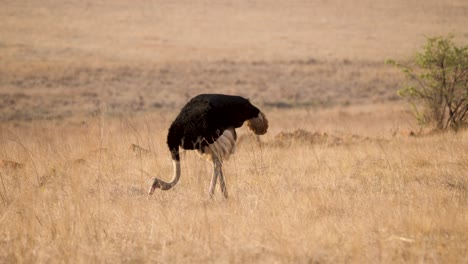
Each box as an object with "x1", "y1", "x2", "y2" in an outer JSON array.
[{"x1": 167, "y1": 94, "x2": 262, "y2": 151}]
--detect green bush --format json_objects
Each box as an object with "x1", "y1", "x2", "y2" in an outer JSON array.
[{"x1": 386, "y1": 35, "x2": 468, "y2": 131}]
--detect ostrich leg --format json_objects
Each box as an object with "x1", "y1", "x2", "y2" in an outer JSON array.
[
  {"x1": 218, "y1": 167, "x2": 228, "y2": 198},
  {"x1": 209, "y1": 156, "x2": 228, "y2": 198},
  {"x1": 208, "y1": 163, "x2": 218, "y2": 198}
]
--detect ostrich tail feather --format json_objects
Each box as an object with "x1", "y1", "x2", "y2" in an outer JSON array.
[{"x1": 247, "y1": 112, "x2": 268, "y2": 135}]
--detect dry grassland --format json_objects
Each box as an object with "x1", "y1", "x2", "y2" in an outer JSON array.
[
  {"x1": 0, "y1": 112, "x2": 467, "y2": 263},
  {"x1": 1, "y1": 0, "x2": 467, "y2": 63},
  {"x1": 1, "y1": 0, "x2": 468, "y2": 263}
]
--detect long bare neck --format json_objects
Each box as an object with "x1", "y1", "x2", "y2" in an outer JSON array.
[
  {"x1": 149, "y1": 159, "x2": 181, "y2": 194},
  {"x1": 160, "y1": 160, "x2": 181, "y2": 190}
]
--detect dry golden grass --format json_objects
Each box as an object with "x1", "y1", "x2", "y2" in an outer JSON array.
[
  {"x1": 0, "y1": 110, "x2": 467, "y2": 263},
  {"x1": 1, "y1": 0, "x2": 468, "y2": 262}
]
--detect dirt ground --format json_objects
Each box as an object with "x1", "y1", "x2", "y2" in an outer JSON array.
[{"x1": 1, "y1": 0, "x2": 467, "y2": 123}]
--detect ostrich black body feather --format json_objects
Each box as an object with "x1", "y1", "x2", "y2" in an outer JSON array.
[
  {"x1": 167, "y1": 94, "x2": 261, "y2": 160},
  {"x1": 149, "y1": 93, "x2": 268, "y2": 197}
]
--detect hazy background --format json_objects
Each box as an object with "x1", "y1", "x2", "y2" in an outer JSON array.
[{"x1": 1, "y1": 0, "x2": 467, "y2": 121}]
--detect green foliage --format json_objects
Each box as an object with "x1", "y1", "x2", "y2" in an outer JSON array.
[{"x1": 386, "y1": 35, "x2": 468, "y2": 131}]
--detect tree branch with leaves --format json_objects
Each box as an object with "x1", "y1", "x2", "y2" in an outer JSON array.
[{"x1": 386, "y1": 35, "x2": 468, "y2": 131}]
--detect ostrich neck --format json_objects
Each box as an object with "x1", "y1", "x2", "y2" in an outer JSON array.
[{"x1": 159, "y1": 159, "x2": 181, "y2": 190}]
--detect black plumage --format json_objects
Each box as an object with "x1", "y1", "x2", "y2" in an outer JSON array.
[
  {"x1": 167, "y1": 94, "x2": 261, "y2": 159},
  {"x1": 149, "y1": 93, "x2": 268, "y2": 198}
]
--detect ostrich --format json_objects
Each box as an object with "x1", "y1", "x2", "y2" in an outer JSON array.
[{"x1": 148, "y1": 94, "x2": 268, "y2": 198}]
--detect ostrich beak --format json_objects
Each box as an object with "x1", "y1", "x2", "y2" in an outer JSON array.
[{"x1": 148, "y1": 180, "x2": 158, "y2": 195}]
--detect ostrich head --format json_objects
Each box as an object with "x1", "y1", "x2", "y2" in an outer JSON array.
[
  {"x1": 148, "y1": 160, "x2": 181, "y2": 195},
  {"x1": 148, "y1": 178, "x2": 162, "y2": 194}
]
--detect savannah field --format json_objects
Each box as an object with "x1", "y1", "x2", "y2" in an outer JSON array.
[{"x1": 1, "y1": 0, "x2": 468, "y2": 263}]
